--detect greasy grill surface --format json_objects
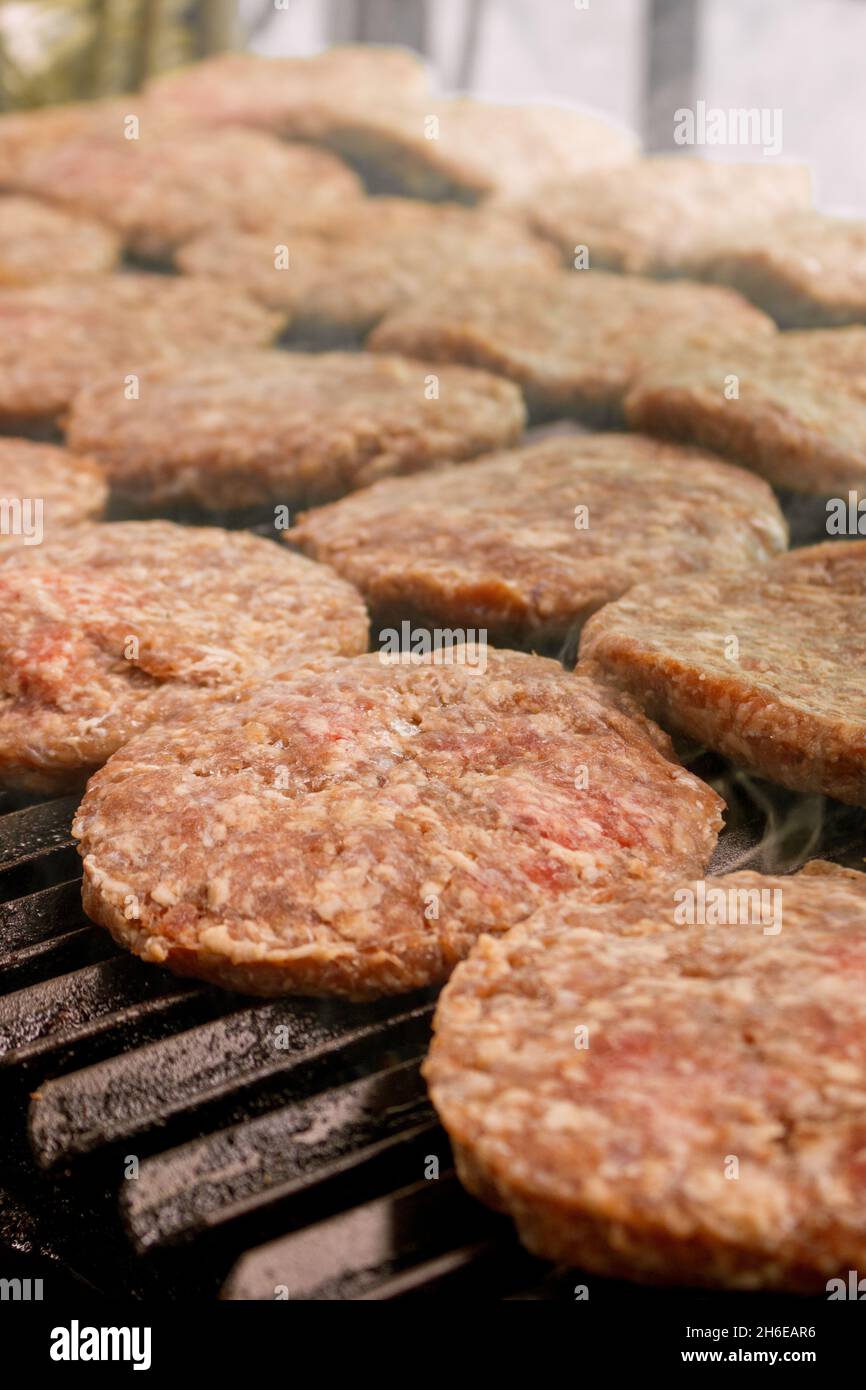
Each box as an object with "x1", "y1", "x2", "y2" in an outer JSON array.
[
  {"x1": 0, "y1": 796, "x2": 462, "y2": 1299},
  {"x1": 1, "y1": 765, "x2": 864, "y2": 1300}
]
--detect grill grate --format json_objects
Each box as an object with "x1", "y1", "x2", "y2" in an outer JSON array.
[
  {"x1": 0, "y1": 795, "x2": 479, "y2": 1300},
  {"x1": 2, "y1": 717, "x2": 864, "y2": 1300}
]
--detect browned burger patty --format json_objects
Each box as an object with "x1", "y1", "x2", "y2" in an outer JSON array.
[
  {"x1": 369, "y1": 267, "x2": 774, "y2": 423},
  {"x1": 697, "y1": 210, "x2": 866, "y2": 328},
  {"x1": 625, "y1": 326, "x2": 866, "y2": 494},
  {"x1": 144, "y1": 44, "x2": 430, "y2": 141},
  {"x1": 147, "y1": 53, "x2": 634, "y2": 200},
  {"x1": 0, "y1": 521, "x2": 368, "y2": 793},
  {"x1": 289, "y1": 433, "x2": 788, "y2": 647},
  {"x1": 65, "y1": 350, "x2": 527, "y2": 510},
  {"x1": 0, "y1": 275, "x2": 284, "y2": 429},
  {"x1": 72, "y1": 649, "x2": 723, "y2": 999},
  {"x1": 0, "y1": 437, "x2": 107, "y2": 549},
  {"x1": 15, "y1": 126, "x2": 361, "y2": 262},
  {"x1": 527, "y1": 157, "x2": 812, "y2": 275},
  {"x1": 424, "y1": 867, "x2": 866, "y2": 1292},
  {"x1": 0, "y1": 98, "x2": 124, "y2": 185},
  {"x1": 313, "y1": 96, "x2": 637, "y2": 203},
  {"x1": 0, "y1": 195, "x2": 119, "y2": 283},
  {"x1": 579, "y1": 540, "x2": 866, "y2": 805},
  {"x1": 176, "y1": 198, "x2": 559, "y2": 341}
]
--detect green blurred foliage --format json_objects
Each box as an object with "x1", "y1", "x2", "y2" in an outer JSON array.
[{"x1": 0, "y1": 1, "x2": 236, "y2": 110}]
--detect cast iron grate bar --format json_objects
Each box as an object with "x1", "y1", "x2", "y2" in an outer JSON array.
[
  {"x1": 355, "y1": 1241, "x2": 550, "y2": 1299},
  {"x1": 0, "y1": 957, "x2": 200, "y2": 1065},
  {"x1": 28, "y1": 996, "x2": 435, "y2": 1169},
  {"x1": 0, "y1": 928, "x2": 117, "y2": 997},
  {"x1": 356, "y1": 1243, "x2": 499, "y2": 1298},
  {"x1": 220, "y1": 1174, "x2": 513, "y2": 1300},
  {"x1": 121, "y1": 1057, "x2": 435, "y2": 1250},
  {"x1": 0, "y1": 879, "x2": 89, "y2": 960},
  {"x1": 0, "y1": 797, "x2": 78, "y2": 874}
]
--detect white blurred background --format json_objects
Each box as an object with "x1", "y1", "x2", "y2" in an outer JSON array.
[
  {"x1": 1, "y1": 1, "x2": 861, "y2": 210},
  {"x1": 241, "y1": 0, "x2": 866, "y2": 212}
]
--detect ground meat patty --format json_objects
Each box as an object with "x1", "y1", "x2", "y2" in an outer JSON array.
[
  {"x1": 289, "y1": 433, "x2": 788, "y2": 647},
  {"x1": 65, "y1": 349, "x2": 527, "y2": 510},
  {"x1": 369, "y1": 267, "x2": 773, "y2": 423},
  {"x1": 579, "y1": 540, "x2": 866, "y2": 806},
  {"x1": 697, "y1": 211, "x2": 866, "y2": 328},
  {"x1": 0, "y1": 521, "x2": 367, "y2": 793},
  {"x1": 425, "y1": 867, "x2": 866, "y2": 1291},
  {"x1": 315, "y1": 96, "x2": 636, "y2": 202},
  {"x1": 15, "y1": 126, "x2": 361, "y2": 262},
  {"x1": 0, "y1": 195, "x2": 119, "y2": 283},
  {"x1": 72, "y1": 649, "x2": 723, "y2": 999},
  {"x1": 176, "y1": 199, "x2": 558, "y2": 340},
  {"x1": 526, "y1": 157, "x2": 812, "y2": 275},
  {"x1": 625, "y1": 326, "x2": 866, "y2": 494},
  {"x1": 0, "y1": 98, "x2": 123, "y2": 185},
  {"x1": 145, "y1": 44, "x2": 430, "y2": 140},
  {"x1": 0, "y1": 275, "x2": 283, "y2": 429},
  {"x1": 0, "y1": 438, "x2": 106, "y2": 549}
]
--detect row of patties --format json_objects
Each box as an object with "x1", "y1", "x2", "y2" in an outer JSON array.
[{"x1": 1, "y1": 46, "x2": 865, "y2": 1294}]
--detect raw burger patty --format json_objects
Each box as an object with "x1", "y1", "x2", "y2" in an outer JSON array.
[
  {"x1": 625, "y1": 326, "x2": 866, "y2": 494},
  {"x1": 289, "y1": 433, "x2": 788, "y2": 647},
  {"x1": 369, "y1": 267, "x2": 773, "y2": 423},
  {"x1": 0, "y1": 275, "x2": 283, "y2": 429},
  {"x1": 312, "y1": 96, "x2": 636, "y2": 202},
  {"x1": 65, "y1": 350, "x2": 527, "y2": 510},
  {"x1": 72, "y1": 649, "x2": 723, "y2": 999},
  {"x1": 697, "y1": 210, "x2": 866, "y2": 328},
  {"x1": 0, "y1": 195, "x2": 119, "y2": 283},
  {"x1": 176, "y1": 198, "x2": 558, "y2": 339},
  {"x1": 0, "y1": 98, "x2": 124, "y2": 185},
  {"x1": 527, "y1": 157, "x2": 812, "y2": 275},
  {"x1": 579, "y1": 540, "x2": 866, "y2": 805},
  {"x1": 16, "y1": 125, "x2": 362, "y2": 262},
  {"x1": 145, "y1": 45, "x2": 430, "y2": 141},
  {"x1": 425, "y1": 867, "x2": 866, "y2": 1292},
  {"x1": 0, "y1": 521, "x2": 367, "y2": 793},
  {"x1": 0, "y1": 438, "x2": 107, "y2": 548}
]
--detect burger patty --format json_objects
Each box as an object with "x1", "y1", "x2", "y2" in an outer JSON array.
[
  {"x1": 526, "y1": 156, "x2": 812, "y2": 275},
  {"x1": 578, "y1": 540, "x2": 866, "y2": 805},
  {"x1": 0, "y1": 275, "x2": 283, "y2": 429},
  {"x1": 0, "y1": 195, "x2": 119, "y2": 283},
  {"x1": 0, "y1": 520, "x2": 368, "y2": 792},
  {"x1": 625, "y1": 325, "x2": 866, "y2": 494},
  {"x1": 65, "y1": 350, "x2": 527, "y2": 510},
  {"x1": 369, "y1": 267, "x2": 774, "y2": 423},
  {"x1": 424, "y1": 867, "x2": 866, "y2": 1292},
  {"x1": 72, "y1": 648, "x2": 723, "y2": 999},
  {"x1": 144, "y1": 45, "x2": 430, "y2": 141},
  {"x1": 696, "y1": 210, "x2": 866, "y2": 328},
  {"x1": 289, "y1": 433, "x2": 788, "y2": 647},
  {"x1": 15, "y1": 126, "x2": 362, "y2": 262},
  {"x1": 176, "y1": 198, "x2": 558, "y2": 341},
  {"x1": 0, "y1": 98, "x2": 124, "y2": 185},
  {"x1": 0, "y1": 437, "x2": 107, "y2": 548},
  {"x1": 313, "y1": 96, "x2": 636, "y2": 202}
]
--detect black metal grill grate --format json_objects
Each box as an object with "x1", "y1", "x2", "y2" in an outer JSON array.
[
  {"x1": 2, "y1": 785, "x2": 863, "y2": 1302},
  {"x1": 0, "y1": 794, "x2": 539, "y2": 1301}
]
